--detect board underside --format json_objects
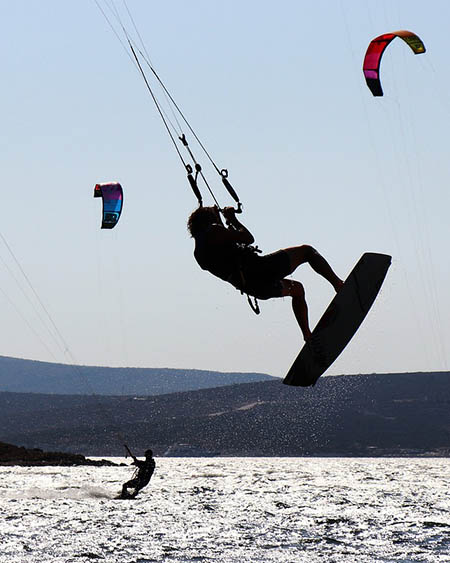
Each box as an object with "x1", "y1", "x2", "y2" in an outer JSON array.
[{"x1": 283, "y1": 252, "x2": 391, "y2": 387}]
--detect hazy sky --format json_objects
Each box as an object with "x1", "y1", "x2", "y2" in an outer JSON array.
[{"x1": 0, "y1": 0, "x2": 449, "y2": 379}]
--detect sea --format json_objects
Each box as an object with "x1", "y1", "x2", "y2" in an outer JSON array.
[{"x1": 0, "y1": 457, "x2": 449, "y2": 563}]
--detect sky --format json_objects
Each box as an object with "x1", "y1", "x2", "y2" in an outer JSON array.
[{"x1": 0, "y1": 0, "x2": 449, "y2": 379}]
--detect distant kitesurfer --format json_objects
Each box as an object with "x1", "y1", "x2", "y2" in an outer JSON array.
[
  {"x1": 120, "y1": 448, "x2": 155, "y2": 499},
  {"x1": 188, "y1": 206, "x2": 343, "y2": 342}
]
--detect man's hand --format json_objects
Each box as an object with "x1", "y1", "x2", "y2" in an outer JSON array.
[
  {"x1": 221, "y1": 206, "x2": 236, "y2": 222},
  {"x1": 220, "y1": 206, "x2": 255, "y2": 245}
]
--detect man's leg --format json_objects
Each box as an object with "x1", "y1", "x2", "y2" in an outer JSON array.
[
  {"x1": 283, "y1": 245, "x2": 343, "y2": 291},
  {"x1": 281, "y1": 280, "x2": 312, "y2": 342},
  {"x1": 121, "y1": 479, "x2": 137, "y2": 497}
]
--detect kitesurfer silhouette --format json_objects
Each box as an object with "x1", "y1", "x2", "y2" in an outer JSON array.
[
  {"x1": 120, "y1": 448, "x2": 155, "y2": 499},
  {"x1": 188, "y1": 205, "x2": 343, "y2": 341}
]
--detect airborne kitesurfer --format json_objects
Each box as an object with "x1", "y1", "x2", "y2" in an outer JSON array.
[
  {"x1": 188, "y1": 206, "x2": 343, "y2": 342},
  {"x1": 120, "y1": 449, "x2": 155, "y2": 499}
]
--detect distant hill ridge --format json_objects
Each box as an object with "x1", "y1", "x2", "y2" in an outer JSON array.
[
  {"x1": 0, "y1": 355, "x2": 275, "y2": 396},
  {"x1": 0, "y1": 371, "x2": 449, "y2": 457}
]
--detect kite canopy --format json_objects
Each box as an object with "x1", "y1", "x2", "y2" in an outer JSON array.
[
  {"x1": 363, "y1": 30, "x2": 426, "y2": 96},
  {"x1": 94, "y1": 182, "x2": 123, "y2": 229}
]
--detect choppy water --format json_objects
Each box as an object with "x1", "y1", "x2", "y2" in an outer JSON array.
[{"x1": 0, "y1": 457, "x2": 449, "y2": 562}]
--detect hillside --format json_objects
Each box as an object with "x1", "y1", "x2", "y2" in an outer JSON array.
[
  {"x1": 0, "y1": 372, "x2": 449, "y2": 457},
  {"x1": 0, "y1": 355, "x2": 274, "y2": 395}
]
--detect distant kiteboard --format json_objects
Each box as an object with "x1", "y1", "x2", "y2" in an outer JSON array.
[{"x1": 283, "y1": 252, "x2": 392, "y2": 387}]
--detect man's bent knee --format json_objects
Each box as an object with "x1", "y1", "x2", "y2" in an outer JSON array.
[
  {"x1": 301, "y1": 244, "x2": 319, "y2": 259},
  {"x1": 281, "y1": 279, "x2": 305, "y2": 298},
  {"x1": 284, "y1": 245, "x2": 319, "y2": 271}
]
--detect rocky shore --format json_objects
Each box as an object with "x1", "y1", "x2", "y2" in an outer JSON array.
[{"x1": 0, "y1": 441, "x2": 117, "y2": 466}]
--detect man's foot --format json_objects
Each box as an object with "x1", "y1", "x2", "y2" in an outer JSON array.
[{"x1": 333, "y1": 279, "x2": 344, "y2": 292}]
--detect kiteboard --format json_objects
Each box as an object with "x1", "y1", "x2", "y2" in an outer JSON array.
[
  {"x1": 116, "y1": 490, "x2": 138, "y2": 500},
  {"x1": 283, "y1": 252, "x2": 391, "y2": 387}
]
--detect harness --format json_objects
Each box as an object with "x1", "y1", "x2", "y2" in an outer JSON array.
[{"x1": 232, "y1": 243, "x2": 262, "y2": 315}]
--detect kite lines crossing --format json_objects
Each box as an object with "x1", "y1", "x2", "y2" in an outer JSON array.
[{"x1": 93, "y1": 0, "x2": 243, "y2": 216}]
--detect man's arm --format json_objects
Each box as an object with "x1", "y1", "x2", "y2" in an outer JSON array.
[
  {"x1": 125, "y1": 444, "x2": 139, "y2": 464},
  {"x1": 221, "y1": 207, "x2": 255, "y2": 245}
]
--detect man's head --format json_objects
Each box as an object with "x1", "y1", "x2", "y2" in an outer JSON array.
[
  {"x1": 145, "y1": 449, "x2": 153, "y2": 458},
  {"x1": 187, "y1": 206, "x2": 222, "y2": 238}
]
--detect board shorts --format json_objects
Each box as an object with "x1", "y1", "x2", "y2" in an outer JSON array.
[{"x1": 235, "y1": 249, "x2": 292, "y2": 300}]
